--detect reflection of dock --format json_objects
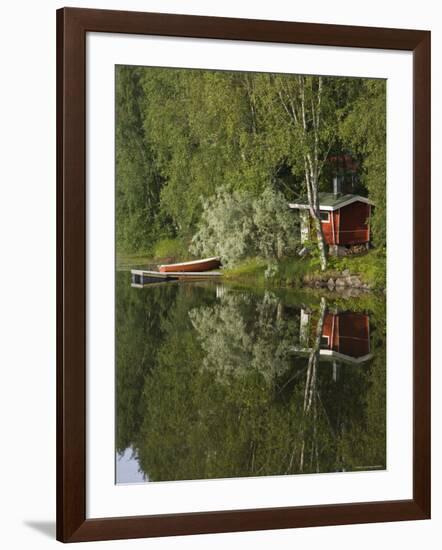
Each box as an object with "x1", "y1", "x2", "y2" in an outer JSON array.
[{"x1": 131, "y1": 269, "x2": 222, "y2": 287}]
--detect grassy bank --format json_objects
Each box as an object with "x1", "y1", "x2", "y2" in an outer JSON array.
[
  {"x1": 224, "y1": 250, "x2": 386, "y2": 291},
  {"x1": 117, "y1": 238, "x2": 191, "y2": 270}
]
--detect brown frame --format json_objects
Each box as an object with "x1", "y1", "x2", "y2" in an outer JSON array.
[{"x1": 56, "y1": 7, "x2": 431, "y2": 543}]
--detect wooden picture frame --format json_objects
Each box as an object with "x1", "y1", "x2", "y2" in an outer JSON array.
[{"x1": 56, "y1": 7, "x2": 431, "y2": 542}]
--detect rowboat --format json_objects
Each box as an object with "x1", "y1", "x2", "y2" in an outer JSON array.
[{"x1": 158, "y1": 257, "x2": 221, "y2": 273}]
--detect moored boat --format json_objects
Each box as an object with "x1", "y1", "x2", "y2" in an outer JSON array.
[{"x1": 158, "y1": 257, "x2": 221, "y2": 273}]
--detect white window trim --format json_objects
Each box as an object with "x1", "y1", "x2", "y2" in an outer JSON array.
[{"x1": 320, "y1": 211, "x2": 330, "y2": 223}]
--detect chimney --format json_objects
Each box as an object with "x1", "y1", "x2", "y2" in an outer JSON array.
[{"x1": 333, "y1": 175, "x2": 343, "y2": 196}]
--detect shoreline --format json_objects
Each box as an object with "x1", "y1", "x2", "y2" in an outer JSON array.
[{"x1": 117, "y1": 250, "x2": 386, "y2": 294}]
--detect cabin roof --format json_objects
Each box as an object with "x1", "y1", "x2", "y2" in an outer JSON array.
[
  {"x1": 289, "y1": 346, "x2": 373, "y2": 365},
  {"x1": 288, "y1": 193, "x2": 373, "y2": 212}
]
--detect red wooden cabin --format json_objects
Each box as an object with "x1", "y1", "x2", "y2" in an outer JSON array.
[{"x1": 289, "y1": 193, "x2": 373, "y2": 248}]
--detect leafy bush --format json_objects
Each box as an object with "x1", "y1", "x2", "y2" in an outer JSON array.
[
  {"x1": 252, "y1": 187, "x2": 299, "y2": 260},
  {"x1": 190, "y1": 187, "x2": 299, "y2": 267},
  {"x1": 189, "y1": 188, "x2": 256, "y2": 266}
]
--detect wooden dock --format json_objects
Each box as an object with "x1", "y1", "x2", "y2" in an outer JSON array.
[{"x1": 131, "y1": 269, "x2": 222, "y2": 287}]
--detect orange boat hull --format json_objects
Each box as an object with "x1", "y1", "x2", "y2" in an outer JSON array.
[{"x1": 159, "y1": 258, "x2": 221, "y2": 273}]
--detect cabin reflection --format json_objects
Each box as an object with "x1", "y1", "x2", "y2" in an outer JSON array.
[{"x1": 295, "y1": 308, "x2": 372, "y2": 365}]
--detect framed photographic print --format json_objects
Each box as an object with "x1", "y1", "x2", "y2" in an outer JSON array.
[{"x1": 56, "y1": 7, "x2": 431, "y2": 543}]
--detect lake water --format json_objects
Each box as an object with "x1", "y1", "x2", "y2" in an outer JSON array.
[{"x1": 115, "y1": 273, "x2": 386, "y2": 484}]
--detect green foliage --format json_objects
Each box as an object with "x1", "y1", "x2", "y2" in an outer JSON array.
[
  {"x1": 190, "y1": 186, "x2": 299, "y2": 266},
  {"x1": 223, "y1": 250, "x2": 386, "y2": 291},
  {"x1": 222, "y1": 257, "x2": 268, "y2": 283},
  {"x1": 153, "y1": 238, "x2": 189, "y2": 260},
  {"x1": 116, "y1": 67, "x2": 165, "y2": 253},
  {"x1": 189, "y1": 187, "x2": 255, "y2": 266},
  {"x1": 223, "y1": 256, "x2": 312, "y2": 288},
  {"x1": 251, "y1": 75, "x2": 360, "y2": 184},
  {"x1": 327, "y1": 249, "x2": 386, "y2": 290},
  {"x1": 138, "y1": 69, "x2": 278, "y2": 237},
  {"x1": 253, "y1": 187, "x2": 300, "y2": 259},
  {"x1": 116, "y1": 65, "x2": 386, "y2": 266},
  {"x1": 340, "y1": 80, "x2": 386, "y2": 248}
]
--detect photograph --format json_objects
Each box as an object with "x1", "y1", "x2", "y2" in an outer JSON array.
[
  {"x1": 0, "y1": 0, "x2": 434, "y2": 546},
  {"x1": 115, "y1": 65, "x2": 387, "y2": 484}
]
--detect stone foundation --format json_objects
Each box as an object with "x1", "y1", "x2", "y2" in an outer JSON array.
[
  {"x1": 328, "y1": 244, "x2": 348, "y2": 257},
  {"x1": 303, "y1": 268, "x2": 373, "y2": 292}
]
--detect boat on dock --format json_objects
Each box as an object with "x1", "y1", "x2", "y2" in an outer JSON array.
[{"x1": 158, "y1": 257, "x2": 221, "y2": 273}]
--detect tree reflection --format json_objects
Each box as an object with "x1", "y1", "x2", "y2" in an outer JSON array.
[{"x1": 189, "y1": 290, "x2": 296, "y2": 384}]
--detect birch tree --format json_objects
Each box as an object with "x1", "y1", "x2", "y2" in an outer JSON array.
[{"x1": 256, "y1": 75, "x2": 339, "y2": 270}]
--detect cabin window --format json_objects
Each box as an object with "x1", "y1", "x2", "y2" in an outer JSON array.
[
  {"x1": 320, "y1": 211, "x2": 330, "y2": 223},
  {"x1": 320, "y1": 335, "x2": 330, "y2": 347}
]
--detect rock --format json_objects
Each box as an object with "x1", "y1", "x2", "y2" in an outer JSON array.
[
  {"x1": 342, "y1": 269, "x2": 350, "y2": 276},
  {"x1": 330, "y1": 245, "x2": 348, "y2": 257},
  {"x1": 343, "y1": 287, "x2": 363, "y2": 298},
  {"x1": 327, "y1": 278, "x2": 335, "y2": 289},
  {"x1": 335, "y1": 278, "x2": 346, "y2": 288},
  {"x1": 345, "y1": 275, "x2": 362, "y2": 287}
]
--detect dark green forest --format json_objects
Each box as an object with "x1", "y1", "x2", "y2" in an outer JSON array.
[{"x1": 116, "y1": 66, "x2": 386, "y2": 262}]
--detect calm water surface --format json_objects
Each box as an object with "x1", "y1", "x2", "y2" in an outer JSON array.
[{"x1": 115, "y1": 273, "x2": 386, "y2": 484}]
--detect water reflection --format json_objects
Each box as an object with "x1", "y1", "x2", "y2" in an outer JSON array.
[
  {"x1": 116, "y1": 274, "x2": 386, "y2": 483},
  {"x1": 116, "y1": 447, "x2": 148, "y2": 484},
  {"x1": 295, "y1": 308, "x2": 373, "y2": 363}
]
